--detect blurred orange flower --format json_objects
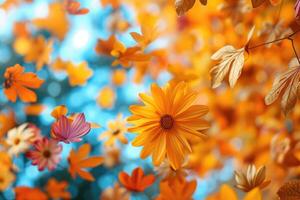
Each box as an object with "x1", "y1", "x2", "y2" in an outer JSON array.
[
  {"x1": 24, "y1": 104, "x2": 46, "y2": 116},
  {"x1": 207, "y1": 184, "x2": 262, "y2": 200},
  {"x1": 33, "y1": 3, "x2": 69, "y2": 40},
  {"x1": 64, "y1": 0, "x2": 89, "y2": 15},
  {"x1": 111, "y1": 40, "x2": 150, "y2": 67},
  {"x1": 15, "y1": 186, "x2": 48, "y2": 200},
  {"x1": 0, "y1": 110, "x2": 15, "y2": 139},
  {"x1": 66, "y1": 61, "x2": 93, "y2": 86},
  {"x1": 68, "y1": 144, "x2": 104, "y2": 181},
  {"x1": 51, "y1": 105, "x2": 68, "y2": 120},
  {"x1": 156, "y1": 178, "x2": 196, "y2": 200},
  {"x1": 3, "y1": 64, "x2": 44, "y2": 103},
  {"x1": 97, "y1": 86, "x2": 116, "y2": 109},
  {"x1": 118, "y1": 167, "x2": 155, "y2": 192},
  {"x1": 23, "y1": 36, "x2": 53, "y2": 70},
  {"x1": 0, "y1": 165, "x2": 15, "y2": 191},
  {"x1": 100, "y1": 183, "x2": 129, "y2": 200},
  {"x1": 130, "y1": 25, "x2": 158, "y2": 49},
  {"x1": 101, "y1": 0, "x2": 121, "y2": 9},
  {"x1": 45, "y1": 178, "x2": 71, "y2": 199},
  {"x1": 111, "y1": 69, "x2": 126, "y2": 86},
  {"x1": 95, "y1": 35, "x2": 117, "y2": 56}
]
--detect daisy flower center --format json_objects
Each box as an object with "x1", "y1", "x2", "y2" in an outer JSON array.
[
  {"x1": 43, "y1": 150, "x2": 52, "y2": 158},
  {"x1": 112, "y1": 129, "x2": 120, "y2": 135},
  {"x1": 160, "y1": 115, "x2": 174, "y2": 130},
  {"x1": 14, "y1": 138, "x2": 21, "y2": 145},
  {"x1": 4, "y1": 74, "x2": 14, "y2": 88}
]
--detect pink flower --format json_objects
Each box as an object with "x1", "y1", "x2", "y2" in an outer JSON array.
[
  {"x1": 296, "y1": 0, "x2": 300, "y2": 18},
  {"x1": 26, "y1": 137, "x2": 62, "y2": 171},
  {"x1": 51, "y1": 113, "x2": 91, "y2": 143}
]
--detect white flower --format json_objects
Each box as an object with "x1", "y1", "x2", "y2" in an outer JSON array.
[{"x1": 5, "y1": 124, "x2": 34, "y2": 156}]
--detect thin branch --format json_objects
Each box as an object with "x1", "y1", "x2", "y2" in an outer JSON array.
[
  {"x1": 288, "y1": 37, "x2": 300, "y2": 64},
  {"x1": 248, "y1": 30, "x2": 300, "y2": 50}
]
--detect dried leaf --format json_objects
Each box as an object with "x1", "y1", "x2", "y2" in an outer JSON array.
[
  {"x1": 277, "y1": 180, "x2": 300, "y2": 200},
  {"x1": 265, "y1": 61, "x2": 300, "y2": 115},
  {"x1": 175, "y1": 0, "x2": 195, "y2": 16},
  {"x1": 210, "y1": 46, "x2": 244, "y2": 88},
  {"x1": 210, "y1": 27, "x2": 255, "y2": 88},
  {"x1": 246, "y1": 26, "x2": 256, "y2": 44}
]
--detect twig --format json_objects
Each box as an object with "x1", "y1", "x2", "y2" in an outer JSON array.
[
  {"x1": 248, "y1": 30, "x2": 300, "y2": 50},
  {"x1": 288, "y1": 37, "x2": 300, "y2": 64}
]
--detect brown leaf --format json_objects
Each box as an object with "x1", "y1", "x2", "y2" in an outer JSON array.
[
  {"x1": 210, "y1": 46, "x2": 245, "y2": 88},
  {"x1": 175, "y1": 0, "x2": 195, "y2": 16},
  {"x1": 210, "y1": 27, "x2": 255, "y2": 88},
  {"x1": 265, "y1": 59, "x2": 300, "y2": 115},
  {"x1": 277, "y1": 180, "x2": 300, "y2": 200},
  {"x1": 251, "y1": 0, "x2": 266, "y2": 8},
  {"x1": 199, "y1": 0, "x2": 207, "y2": 5}
]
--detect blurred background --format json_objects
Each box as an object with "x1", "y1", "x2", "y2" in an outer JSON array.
[{"x1": 0, "y1": 0, "x2": 300, "y2": 199}]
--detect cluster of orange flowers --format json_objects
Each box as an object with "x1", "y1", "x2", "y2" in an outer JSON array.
[{"x1": 1, "y1": 0, "x2": 300, "y2": 199}]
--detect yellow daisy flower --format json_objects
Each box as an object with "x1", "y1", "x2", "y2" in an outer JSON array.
[
  {"x1": 99, "y1": 114, "x2": 128, "y2": 146},
  {"x1": 128, "y1": 81, "x2": 209, "y2": 170}
]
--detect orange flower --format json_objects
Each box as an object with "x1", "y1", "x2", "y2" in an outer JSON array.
[
  {"x1": 111, "y1": 40, "x2": 150, "y2": 67},
  {"x1": 118, "y1": 167, "x2": 155, "y2": 192},
  {"x1": 66, "y1": 61, "x2": 93, "y2": 86},
  {"x1": 101, "y1": 0, "x2": 121, "y2": 9},
  {"x1": 100, "y1": 183, "x2": 129, "y2": 200},
  {"x1": 103, "y1": 146, "x2": 120, "y2": 168},
  {"x1": 68, "y1": 144, "x2": 104, "y2": 181},
  {"x1": 128, "y1": 81, "x2": 209, "y2": 169},
  {"x1": 111, "y1": 69, "x2": 126, "y2": 86},
  {"x1": 206, "y1": 184, "x2": 263, "y2": 200},
  {"x1": 45, "y1": 178, "x2": 71, "y2": 199},
  {"x1": 23, "y1": 36, "x2": 53, "y2": 70},
  {"x1": 0, "y1": 164, "x2": 15, "y2": 191},
  {"x1": 95, "y1": 35, "x2": 117, "y2": 56},
  {"x1": 64, "y1": 0, "x2": 89, "y2": 15},
  {"x1": 130, "y1": 25, "x2": 158, "y2": 49},
  {"x1": 97, "y1": 86, "x2": 116, "y2": 109},
  {"x1": 15, "y1": 187, "x2": 47, "y2": 200},
  {"x1": 3, "y1": 64, "x2": 44, "y2": 103},
  {"x1": 51, "y1": 105, "x2": 68, "y2": 120},
  {"x1": 156, "y1": 178, "x2": 197, "y2": 200},
  {"x1": 0, "y1": 109, "x2": 15, "y2": 139},
  {"x1": 24, "y1": 104, "x2": 46, "y2": 116},
  {"x1": 33, "y1": 3, "x2": 69, "y2": 40}
]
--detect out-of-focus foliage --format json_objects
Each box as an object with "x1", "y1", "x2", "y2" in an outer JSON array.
[{"x1": 0, "y1": 0, "x2": 300, "y2": 199}]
